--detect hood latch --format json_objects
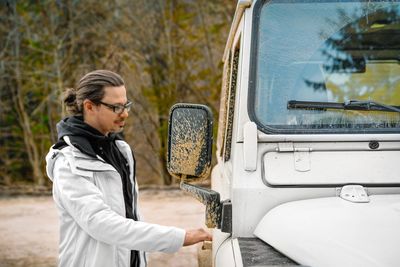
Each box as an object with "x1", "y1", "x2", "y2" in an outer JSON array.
[{"x1": 339, "y1": 185, "x2": 370, "y2": 203}]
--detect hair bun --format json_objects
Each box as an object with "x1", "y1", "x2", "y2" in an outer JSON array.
[{"x1": 63, "y1": 88, "x2": 80, "y2": 114}]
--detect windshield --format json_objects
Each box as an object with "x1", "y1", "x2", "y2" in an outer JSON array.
[{"x1": 250, "y1": 0, "x2": 400, "y2": 133}]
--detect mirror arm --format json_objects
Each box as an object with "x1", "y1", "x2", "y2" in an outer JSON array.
[{"x1": 180, "y1": 181, "x2": 222, "y2": 228}]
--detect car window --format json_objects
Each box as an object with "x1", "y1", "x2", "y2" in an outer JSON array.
[{"x1": 251, "y1": 0, "x2": 400, "y2": 133}]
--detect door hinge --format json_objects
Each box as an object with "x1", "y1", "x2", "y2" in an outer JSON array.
[
  {"x1": 277, "y1": 142, "x2": 294, "y2": 152},
  {"x1": 277, "y1": 143, "x2": 312, "y2": 172}
]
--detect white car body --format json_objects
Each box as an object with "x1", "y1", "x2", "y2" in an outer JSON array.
[{"x1": 209, "y1": 0, "x2": 400, "y2": 266}]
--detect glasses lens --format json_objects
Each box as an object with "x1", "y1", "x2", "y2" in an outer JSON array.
[
  {"x1": 114, "y1": 106, "x2": 124, "y2": 114},
  {"x1": 113, "y1": 102, "x2": 132, "y2": 114}
]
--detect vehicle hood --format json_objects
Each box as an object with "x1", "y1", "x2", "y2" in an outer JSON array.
[{"x1": 253, "y1": 194, "x2": 400, "y2": 267}]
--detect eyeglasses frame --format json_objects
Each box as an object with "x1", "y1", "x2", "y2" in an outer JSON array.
[{"x1": 97, "y1": 100, "x2": 133, "y2": 114}]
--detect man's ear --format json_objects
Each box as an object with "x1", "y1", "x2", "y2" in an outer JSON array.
[{"x1": 83, "y1": 99, "x2": 95, "y2": 114}]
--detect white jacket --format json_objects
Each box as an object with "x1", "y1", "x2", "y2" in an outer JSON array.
[{"x1": 46, "y1": 136, "x2": 185, "y2": 267}]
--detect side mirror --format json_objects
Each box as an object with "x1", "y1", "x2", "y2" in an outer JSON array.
[{"x1": 167, "y1": 103, "x2": 213, "y2": 181}]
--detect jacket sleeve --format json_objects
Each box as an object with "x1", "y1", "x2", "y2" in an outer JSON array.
[{"x1": 53, "y1": 155, "x2": 186, "y2": 253}]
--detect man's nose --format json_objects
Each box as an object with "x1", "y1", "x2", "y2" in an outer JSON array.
[
  {"x1": 122, "y1": 108, "x2": 129, "y2": 118},
  {"x1": 120, "y1": 108, "x2": 129, "y2": 118}
]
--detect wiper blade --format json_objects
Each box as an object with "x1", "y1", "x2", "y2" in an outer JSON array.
[{"x1": 287, "y1": 100, "x2": 400, "y2": 113}]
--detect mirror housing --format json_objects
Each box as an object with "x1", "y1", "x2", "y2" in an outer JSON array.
[{"x1": 167, "y1": 103, "x2": 213, "y2": 181}]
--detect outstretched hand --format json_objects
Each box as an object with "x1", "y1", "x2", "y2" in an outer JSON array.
[{"x1": 183, "y1": 228, "x2": 212, "y2": 246}]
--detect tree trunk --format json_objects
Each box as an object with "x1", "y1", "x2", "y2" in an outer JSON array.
[
  {"x1": 158, "y1": 116, "x2": 172, "y2": 185},
  {"x1": 11, "y1": 3, "x2": 44, "y2": 185}
]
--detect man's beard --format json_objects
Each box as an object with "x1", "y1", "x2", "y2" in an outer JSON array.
[{"x1": 113, "y1": 126, "x2": 124, "y2": 133}]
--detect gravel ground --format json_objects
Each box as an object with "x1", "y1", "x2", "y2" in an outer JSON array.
[{"x1": 0, "y1": 189, "x2": 207, "y2": 267}]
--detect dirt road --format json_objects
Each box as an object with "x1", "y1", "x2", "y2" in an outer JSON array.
[{"x1": 0, "y1": 189, "x2": 206, "y2": 267}]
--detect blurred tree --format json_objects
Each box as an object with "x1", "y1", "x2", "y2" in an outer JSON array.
[
  {"x1": 111, "y1": 0, "x2": 235, "y2": 184},
  {"x1": 0, "y1": 0, "x2": 235, "y2": 186},
  {"x1": 0, "y1": 0, "x2": 122, "y2": 185}
]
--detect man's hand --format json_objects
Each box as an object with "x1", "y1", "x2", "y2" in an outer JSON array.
[{"x1": 183, "y1": 228, "x2": 212, "y2": 246}]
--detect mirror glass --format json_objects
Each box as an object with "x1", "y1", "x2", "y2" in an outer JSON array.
[{"x1": 168, "y1": 104, "x2": 213, "y2": 179}]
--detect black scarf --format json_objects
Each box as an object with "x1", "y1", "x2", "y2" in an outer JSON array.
[{"x1": 55, "y1": 116, "x2": 140, "y2": 267}]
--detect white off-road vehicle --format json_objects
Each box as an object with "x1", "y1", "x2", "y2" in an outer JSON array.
[{"x1": 167, "y1": 0, "x2": 400, "y2": 266}]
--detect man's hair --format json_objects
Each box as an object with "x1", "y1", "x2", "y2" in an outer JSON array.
[{"x1": 64, "y1": 70, "x2": 125, "y2": 115}]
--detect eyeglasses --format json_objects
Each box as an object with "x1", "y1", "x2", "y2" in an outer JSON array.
[{"x1": 98, "y1": 100, "x2": 133, "y2": 114}]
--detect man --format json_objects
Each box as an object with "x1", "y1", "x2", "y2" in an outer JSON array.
[{"x1": 45, "y1": 70, "x2": 212, "y2": 267}]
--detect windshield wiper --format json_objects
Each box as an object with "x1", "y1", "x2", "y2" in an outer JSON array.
[{"x1": 287, "y1": 100, "x2": 400, "y2": 113}]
